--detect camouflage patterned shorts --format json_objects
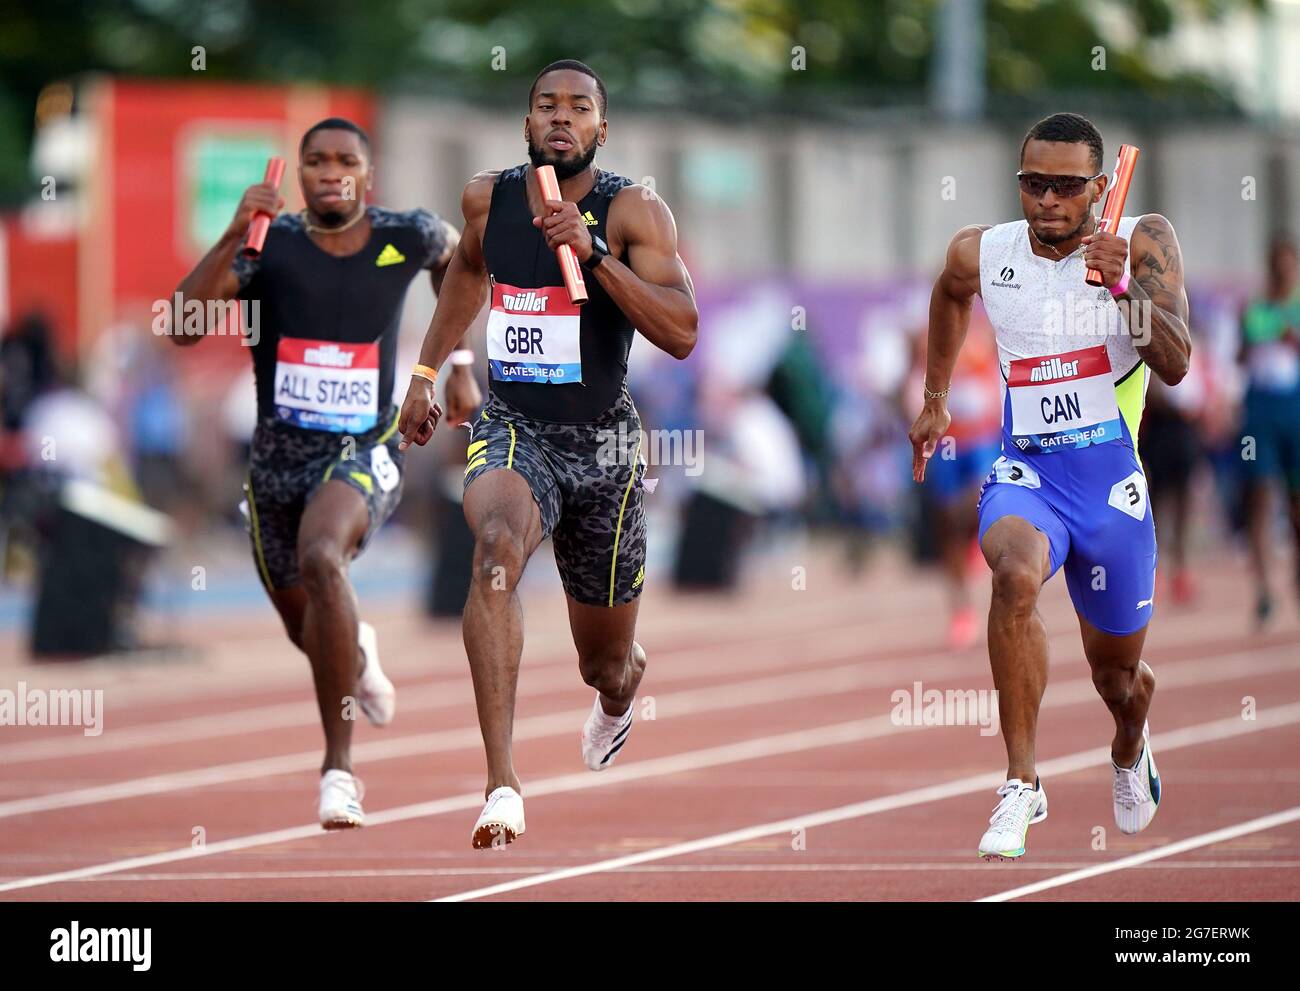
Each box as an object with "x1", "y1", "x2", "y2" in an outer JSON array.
[
  {"x1": 463, "y1": 388, "x2": 647, "y2": 607},
  {"x1": 242, "y1": 407, "x2": 405, "y2": 590}
]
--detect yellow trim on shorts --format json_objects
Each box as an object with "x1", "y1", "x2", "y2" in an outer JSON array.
[
  {"x1": 607, "y1": 435, "x2": 643, "y2": 607},
  {"x1": 467, "y1": 439, "x2": 487, "y2": 459},
  {"x1": 245, "y1": 472, "x2": 274, "y2": 591},
  {"x1": 376, "y1": 410, "x2": 401, "y2": 445},
  {"x1": 322, "y1": 410, "x2": 401, "y2": 483},
  {"x1": 465, "y1": 457, "x2": 488, "y2": 475},
  {"x1": 507, "y1": 422, "x2": 517, "y2": 470}
]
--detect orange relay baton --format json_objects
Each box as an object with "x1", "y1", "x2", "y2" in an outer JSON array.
[
  {"x1": 1086, "y1": 144, "x2": 1139, "y2": 287},
  {"x1": 242, "y1": 156, "x2": 286, "y2": 259},
  {"x1": 535, "y1": 164, "x2": 589, "y2": 305}
]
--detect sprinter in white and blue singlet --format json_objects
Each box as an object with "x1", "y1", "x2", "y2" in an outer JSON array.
[
  {"x1": 172, "y1": 118, "x2": 479, "y2": 830},
  {"x1": 908, "y1": 114, "x2": 1191, "y2": 860},
  {"x1": 398, "y1": 61, "x2": 699, "y2": 849}
]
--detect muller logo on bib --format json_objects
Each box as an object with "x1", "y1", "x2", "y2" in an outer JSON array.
[
  {"x1": 501, "y1": 290, "x2": 550, "y2": 313},
  {"x1": 1028, "y1": 356, "x2": 1080, "y2": 382},
  {"x1": 303, "y1": 343, "x2": 357, "y2": 368}
]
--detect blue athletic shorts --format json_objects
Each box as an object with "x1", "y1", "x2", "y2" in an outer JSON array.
[
  {"x1": 1241, "y1": 387, "x2": 1300, "y2": 491},
  {"x1": 976, "y1": 439, "x2": 1157, "y2": 636}
]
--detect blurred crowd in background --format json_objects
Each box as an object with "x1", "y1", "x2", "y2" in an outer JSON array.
[{"x1": 2, "y1": 0, "x2": 1299, "y2": 656}]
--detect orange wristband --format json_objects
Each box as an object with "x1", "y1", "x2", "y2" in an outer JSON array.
[{"x1": 412, "y1": 363, "x2": 438, "y2": 385}]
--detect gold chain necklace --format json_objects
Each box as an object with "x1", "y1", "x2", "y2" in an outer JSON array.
[{"x1": 301, "y1": 206, "x2": 367, "y2": 235}]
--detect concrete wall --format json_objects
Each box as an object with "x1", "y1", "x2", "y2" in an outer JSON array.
[{"x1": 378, "y1": 96, "x2": 1300, "y2": 292}]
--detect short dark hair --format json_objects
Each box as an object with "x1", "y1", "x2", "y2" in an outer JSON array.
[
  {"x1": 1020, "y1": 113, "x2": 1103, "y2": 173},
  {"x1": 529, "y1": 60, "x2": 607, "y2": 118},
  {"x1": 300, "y1": 117, "x2": 371, "y2": 157}
]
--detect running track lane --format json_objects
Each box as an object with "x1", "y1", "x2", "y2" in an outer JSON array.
[{"x1": 1, "y1": 551, "x2": 1297, "y2": 901}]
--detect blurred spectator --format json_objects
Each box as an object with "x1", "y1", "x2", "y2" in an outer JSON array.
[
  {"x1": 1, "y1": 313, "x2": 58, "y2": 430},
  {"x1": 121, "y1": 335, "x2": 193, "y2": 517},
  {"x1": 1142, "y1": 344, "x2": 1211, "y2": 605},
  {"x1": 22, "y1": 372, "x2": 125, "y2": 488},
  {"x1": 904, "y1": 317, "x2": 1001, "y2": 648},
  {"x1": 673, "y1": 288, "x2": 807, "y2": 589},
  {"x1": 1238, "y1": 236, "x2": 1300, "y2": 628},
  {"x1": 0, "y1": 313, "x2": 59, "y2": 581}
]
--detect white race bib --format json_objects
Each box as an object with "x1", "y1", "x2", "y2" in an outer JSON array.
[
  {"x1": 275, "y1": 337, "x2": 379, "y2": 433},
  {"x1": 486, "y1": 282, "x2": 581, "y2": 384},
  {"x1": 1007, "y1": 345, "x2": 1123, "y2": 453},
  {"x1": 370, "y1": 443, "x2": 400, "y2": 493}
]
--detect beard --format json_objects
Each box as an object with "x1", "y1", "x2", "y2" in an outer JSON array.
[
  {"x1": 1034, "y1": 213, "x2": 1093, "y2": 244},
  {"x1": 309, "y1": 197, "x2": 364, "y2": 228},
  {"x1": 528, "y1": 131, "x2": 599, "y2": 180}
]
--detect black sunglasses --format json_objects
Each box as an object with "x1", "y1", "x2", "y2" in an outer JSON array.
[{"x1": 1016, "y1": 171, "x2": 1105, "y2": 198}]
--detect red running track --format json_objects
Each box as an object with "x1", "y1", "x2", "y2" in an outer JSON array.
[{"x1": 1, "y1": 546, "x2": 1298, "y2": 902}]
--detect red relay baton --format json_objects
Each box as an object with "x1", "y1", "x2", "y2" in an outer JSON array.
[
  {"x1": 534, "y1": 164, "x2": 588, "y2": 305},
  {"x1": 1086, "y1": 144, "x2": 1139, "y2": 287},
  {"x1": 242, "y1": 156, "x2": 286, "y2": 259}
]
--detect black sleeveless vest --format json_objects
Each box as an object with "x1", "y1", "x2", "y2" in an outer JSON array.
[{"x1": 482, "y1": 164, "x2": 635, "y2": 423}]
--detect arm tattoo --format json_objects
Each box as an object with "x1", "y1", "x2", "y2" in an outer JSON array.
[{"x1": 1122, "y1": 215, "x2": 1191, "y2": 383}]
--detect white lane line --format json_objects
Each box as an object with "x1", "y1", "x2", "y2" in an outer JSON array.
[
  {"x1": 4, "y1": 627, "x2": 1292, "y2": 819},
  {"x1": 5, "y1": 588, "x2": 1276, "y2": 763},
  {"x1": 3, "y1": 694, "x2": 1298, "y2": 898},
  {"x1": 0, "y1": 717, "x2": 924, "y2": 894},
  {"x1": 431, "y1": 702, "x2": 1300, "y2": 901},
  {"x1": 38, "y1": 860, "x2": 1298, "y2": 884},
  {"x1": 3, "y1": 657, "x2": 1297, "y2": 897},
  {"x1": 0, "y1": 583, "x2": 880, "y2": 714},
  {"x1": 977, "y1": 806, "x2": 1300, "y2": 902},
  {"x1": 0, "y1": 609, "x2": 921, "y2": 765},
  {"x1": 0, "y1": 649, "x2": 954, "y2": 819}
]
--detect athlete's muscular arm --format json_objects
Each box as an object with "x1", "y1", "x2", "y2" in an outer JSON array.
[
  {"x1": 171, "y1": 181, "x2": 282, "y2": 346},
  {"x1": 429, "y1": 219, "x2": 461, "y2": 296},
  {"x1": 1083, "y1": 213, "x2": 1191, "y2": 386},
  {"x1": 537, "y1": 186, "x2": 698, "y2": 360},
  {"x1": 399, "y1": 174, "x2": 494, "y2": 449},
  {"x1": 909, "y1": 225, "x2": 987, "y2": 483}
]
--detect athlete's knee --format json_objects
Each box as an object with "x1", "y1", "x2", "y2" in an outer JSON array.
[
  {"x1": 1092, "y1": 663, "x2": 1137, "y2": 708},
  {"x1": 989, "y1": 555, "x2": 1042, "y2": 617},
  {"x1": 472, "y1": 518, "x2": 528, "y2": 591},
  {"x1": 298, "y1": 539, "x2": 349, "y2": 597},
  {"x1": 578, "y1": 643, "x2": 636, "y2": 697}
]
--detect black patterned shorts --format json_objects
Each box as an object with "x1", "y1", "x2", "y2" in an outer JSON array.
[
  {"x1": 463, "y1": 388, "x2": 647, "y2": 607},
  {"x1": 242, "y1": 407, "x2": 405, "y2": 590}
]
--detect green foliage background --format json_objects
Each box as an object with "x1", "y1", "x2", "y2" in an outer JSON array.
[{"x1": 0, "y1": 0, "x2": 1264, "y2": 205}]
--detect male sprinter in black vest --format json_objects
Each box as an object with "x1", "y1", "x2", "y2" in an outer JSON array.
[
  {"x1": 398, "y1": 61, "x2": 698, "y2": 848},
  {"x1": 173, "y1": 118, "x2": 480, "y2": 828}
]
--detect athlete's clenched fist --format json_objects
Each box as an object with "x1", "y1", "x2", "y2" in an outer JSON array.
[
  {"x1": 398, "y1": 377, "x2": 444, "y2": 451},
  {"x1": 1081, "y1": 229, "x2": 1129, "y2": 290},
  {"x1": 533, "y1": 199, "x2": 593, "y2": 262},
  {"x1": 226, "y1": 182, "x2": 284, "y2": 240}
]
